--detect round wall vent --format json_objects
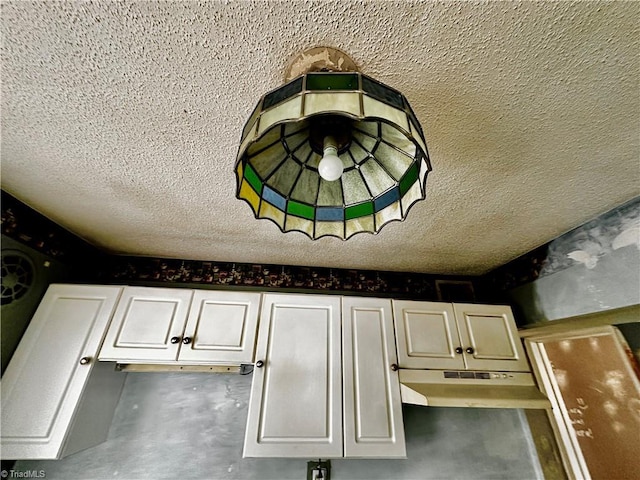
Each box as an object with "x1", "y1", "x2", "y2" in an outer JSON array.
[{"x1": 1, "y1": 250, "x2": 35, "y2": 306}]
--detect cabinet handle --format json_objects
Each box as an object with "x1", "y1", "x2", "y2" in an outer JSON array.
[
  {"x1": 455, "y1": 347, "x2": 463, "y2": 354},
  {"x1": 466, "y1": 347, "x2": 475, "y2": 354},
  {"x1": 255, "y1": 360, "x2": 264, "y2": 368},
  {"x1": 182, "y1": 337, "x2": 192, "y2": 345},
  {"x1": 79, "y1": 357, "x2": 91, "y2": 365},
  {"x1": 390, "y1": 364, "x2": 399, "y2": 371},
  {"x1": 170, "y1": 336, "x2": 181, "y2": 344}
]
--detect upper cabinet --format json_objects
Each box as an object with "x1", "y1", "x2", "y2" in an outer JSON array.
[
  {"x1": 244, "y1": 293, "x2": 343, "y2": 458},
  {"x1": 1, "y1": 284, "x2": 125, "y2": 459},
  {"x1": 244, "y1": 294, "x2": 405, "y2": 459},
  {"x1": 393, "y1": 301, "x2": 530, "y2": 372},
  {"x1": 342, "y1": 297, "x2": 405, "y2": 458},
  {"x1": 99, "y1": 287, "x2": 260, "y2": 364}
]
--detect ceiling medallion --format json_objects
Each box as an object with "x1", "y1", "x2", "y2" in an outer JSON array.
[{"x1": 234, "y1": 47, "x2": 431, "y2": 240}]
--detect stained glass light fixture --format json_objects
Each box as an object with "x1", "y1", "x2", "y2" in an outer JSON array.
[{"x1": 235, "y1": 47, "x2": 431, "y2": 240}]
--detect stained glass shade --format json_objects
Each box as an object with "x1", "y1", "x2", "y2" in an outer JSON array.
[{"x1": 235, "y1": 72, "x2": 431, "y2": 240}]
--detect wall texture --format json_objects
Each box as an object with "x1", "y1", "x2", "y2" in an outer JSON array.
[
  {"x1": 14, "y1": 373, "x2": 542, "y2": 480},
  {"x1": 484, "y1": 196, "x2": 640, "y2": 324}
]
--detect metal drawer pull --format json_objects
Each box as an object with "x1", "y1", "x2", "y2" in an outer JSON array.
[
  {"x1": 79, "y1": 357, "x2": 91, "y2": 365},
  {"x1": 170, "y1": 336, "x2": 181, "y2": 344}
]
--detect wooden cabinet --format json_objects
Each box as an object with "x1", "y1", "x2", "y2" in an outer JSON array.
[
  {"x1": 243, "y1": 293, "x2": 343, "y2": 458},
  {"x1": 342, "y1": 297, "x2": 405, "y2": 458},
  {"x1": 1, "y1": 284, "x2": 125, "y2": 459},
  {"x1": 244, "y1": 294, "x2": 405, "y2": 458},
  {"x1": 99, "y1": 287, "x2": 260, "y2": 364},
  {"x1": 393, "y1": 301, "x2": 530, "y2": 372}
]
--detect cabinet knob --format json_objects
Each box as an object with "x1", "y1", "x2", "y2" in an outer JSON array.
[
  {"x1": 79, "y1": 357, "x2": 91, "y2": 365},
  {"x1": 255, "y1": 360, "x2": 264, "y2": 368},
  {"x1": 390, "y1": 363, "x2": 399, "y2": 371},
  {"x1": 182, "y1": 337, "x2": 192, "y2": 345},
  {"x1": 466, "y1": 347, "x2": 475, "y2": 354},
  {"x1": 455, "y1": 347, "x2": 463, "y2": 355},
  {"x1": 170, "y1": 336, "x2": 181, "y2": 344}
]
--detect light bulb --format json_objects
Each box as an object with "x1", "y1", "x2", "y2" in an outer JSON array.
[{"x1": 318, "y1": 136, "x2": 343, "y2": 182}]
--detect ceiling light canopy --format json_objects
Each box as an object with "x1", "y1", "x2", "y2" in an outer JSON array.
[{"x1": 235, "y1": 47, "x2": 431, "y2": 240}]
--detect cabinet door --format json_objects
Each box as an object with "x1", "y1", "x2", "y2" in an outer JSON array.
[
  {"x1": 243, "y1": 294, "x2": 342, "y2": 458},
  {"x1": 453, "y1": 303, "x2": 530, "y2": 372},
  {"x1": 178, "y1": 291, "x2": 261, "y2": 364},
  {"x1": 392, "y1": 300, "x2": 465, "y2": 370},
  {"x1": 342, "y1": 297, "x2": 406, "y2": 458},
  {"x1": 1, "y1": 284, "x2": 122, "y2": 459},
  {"x1": 98, "y1": 287, "x2": 193, "y2": 362}
]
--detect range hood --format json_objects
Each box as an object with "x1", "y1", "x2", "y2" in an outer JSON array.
[{"x1": 399, "y1": 369, "x2": 551, "y2": 409}]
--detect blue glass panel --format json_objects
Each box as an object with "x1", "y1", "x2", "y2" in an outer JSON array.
[
  {"x1": 263, "y1": 185, "x2": 287, "y2": 211},
  {"x1": 316, "y1": 207, "x2": 344, "y2": 221},
  {"x1": 374, "y1": 187, "x2": 400, "y2": 212}
]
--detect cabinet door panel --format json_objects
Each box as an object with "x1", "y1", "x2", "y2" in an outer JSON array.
[
  {"x1": 392, "y1": 300, "x2": 464, "y2": 370},
  {"x1": 243, "y1": 294, "x2": 342, "y2": 458},
  {"x1": 98, "y1": 287, "x2": 192, "y2": 362},
  {"x1": 343, "y1": 297, "x2": 405, "y2": 458},
  {"x1": 454, "y1": 303, "x2": 530, "y2": 372},
  {"x1": 1, "y1": 284, "x2": 122, "y2": 459},
  {"x1": 179, "y1": 291, "x2": 260, "y2": 363}
]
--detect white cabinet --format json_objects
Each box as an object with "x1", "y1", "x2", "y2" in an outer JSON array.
[
  {"x1": 342, "y1": 297, "x2": 405, "y2": 458},
  {"x1": 99, "y1": 287, "x2": 260, "y2": 364},
  {"x1": 393, "y1": 301, "x2": 530, "y2": 372},
  {"x1": 244, "y1": 294, "x2": 405, "y2": 459},
  {"x1": 1, "y1": 284, "x2": 125, "y2": 459},
  {"x1": 243, "y1": 293, "x2": 343, "y2": 458}
]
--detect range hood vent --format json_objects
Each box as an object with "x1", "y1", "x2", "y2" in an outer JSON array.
[{"x1": 399, "y1": 370, "x2": 550, "y2": 409}]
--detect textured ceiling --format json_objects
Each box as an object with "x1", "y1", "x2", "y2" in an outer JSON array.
[{"x1": 2, "y1": 1, "x2": 639, "y2": 275}]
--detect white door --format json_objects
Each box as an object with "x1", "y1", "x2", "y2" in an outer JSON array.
[
  {"x1": 243, "y1": 294, "x2": 343, "y2": 458},
  {"x1": 392, "y1": 300, "x2": 465, "y2": 370},
  {"x1": 178, "y1": 291, "x2": 261, "y2": 364},
  {"x1": 342, "y1": 297, "x2": 406, "y2": 458},
  {"x1": 0, "y1": 284, "x2": 122, "y2": 459},
  {"x1": 99, "y1": 287, "x2": 193, "y2": 362},
  {"x1": 453, "y1": 303, "x2": 530, "y2": 372}
]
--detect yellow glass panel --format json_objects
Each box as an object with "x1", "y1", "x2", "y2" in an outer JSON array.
[
  {"x1": 346, "y1": 216, "x2": 375, "y2": 238},
  {"x1": 374, "y1": 201, "x2": 402, "y2": 227},
  {"x1": 363, "y1": 96, "x2": 409, "y2": 132},
  {"x1": 315, "y1": 221, "x2": 345, "y2": 239},
  {"x1": 258, "y1": 96, "x2": 303, "y2": 136},
  {"x1": 285, "y1": 215, "x2": 314, "y2": 237},
  {"x1": 236, "y1": 162, "x2": 243, "y2": 180},
  {"x1": 303, "y1": 92, "x2": 361, "y2": 118},
  {"x1": 239, "y1": 179, "x2": 260, "y2": 215},
  {"x1": 259, "y1": 201, "x2": 285, "y2": 229}
]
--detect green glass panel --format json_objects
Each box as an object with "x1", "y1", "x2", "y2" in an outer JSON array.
[
  {"x1": 345, "y1": 201, "x2": 374, "y2": 220},
  {"x1": 287, "y1": 200, "x2": 315, "y2": 220},
  {"x1": 341, "y1": 168, "x2": 371, "y2": 205},
  {"x1": 306, "y1": 73, "x2": 358, "y2": 91},
  {"x1": 293, "y1": 142, "x2": 313, "y2": 165},
  {"x1": 400, "y1": 162, "x2": 419, "y2": 196},
  {"x1": 290, "y1": 167, "x2": 319, "y2": 204},
  {"x1": 244, "y1": 163, "x2": 263, "y2": 194},
  {"x1": 250, "y1": 140, "x2": 287, "y2": 179},
  {"x1": 317, "y1": 176, "x2": 344, "y2": 206},
  {"x1": 267, "y1": 157, "x2": 301, "y2": 195},
  {"x1": 347, "y1": 141, "x2": 369, "y2": 164},
  {"x1": 263, "y1": 76, "x2": 303, "y2": 109},
  {"x1": 373, "y1": 140, "x2": 412, "y2": 181},
  {"x1": 247, "y1": 126, "x2": 282, "y2": 157},
  {"x1": 359, "y1": 159, "x2": 395, "y2": 196},
  {"x1": 284, "y1": 130, "x2": 308, "y2": 153},
  {"x1": 352, "y1": 130, "x2": 377, "y2": 153},
  {"x1": 381, "y1": 123, "x2": 416, "y2": 158}
]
